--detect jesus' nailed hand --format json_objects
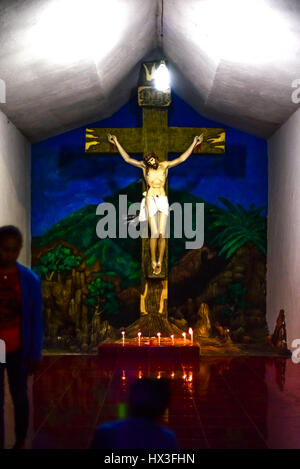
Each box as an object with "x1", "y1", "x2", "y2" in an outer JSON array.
[{"x1": 107, "y1": 133, "x2": 204, "y2": 275}]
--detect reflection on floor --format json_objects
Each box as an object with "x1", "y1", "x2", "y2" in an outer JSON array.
[{"x1": 5, "y1": 355, "x2": 300, "y2": 449}]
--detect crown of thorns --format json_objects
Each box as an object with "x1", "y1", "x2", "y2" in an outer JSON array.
[{"x1": 143, "y1": 152, "x2": 159, "y2": 163}]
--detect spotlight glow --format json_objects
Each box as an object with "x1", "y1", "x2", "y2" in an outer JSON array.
[
  {"x1": 29, "y1": 0, "x2": 128, "y2": 64},
  {"x1": 154, "y1": 61, "x2": 170, "y2": 91},
  {"x1": 188, "y1": 0, "x2": 297, "y2": 64}
]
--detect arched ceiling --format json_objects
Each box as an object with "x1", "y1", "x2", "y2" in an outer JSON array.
[{"x1": 0, "y1": 0, "x2": 299, "y2": 142}]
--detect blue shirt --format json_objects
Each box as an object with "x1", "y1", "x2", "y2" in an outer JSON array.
[
  {"x1": 16, "y1": 262, "x2": 43, "y2": 361},
  {"x1": 91, "y1": 417, "x2": 178, "y2": 450}
]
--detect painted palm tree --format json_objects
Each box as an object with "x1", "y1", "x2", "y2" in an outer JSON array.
[{"x1": 209, "y1": 197, "x2": 266, "y2": 259}]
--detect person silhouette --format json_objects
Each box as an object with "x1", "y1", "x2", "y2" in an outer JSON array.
[
  {"x1": 0, "y1": 225, "x2": 43, "y2": 449},
  {"x1": 90, "y1": 377, "x2": 178, "y2": 449}
]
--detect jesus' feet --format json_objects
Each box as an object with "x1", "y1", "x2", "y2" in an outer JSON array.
[
  {"x1": 152, "y1": 260, "x2": 157, "y2": 274},
  {"x1": 154, "y1": 261, "x2": 161, "y2": 275}
]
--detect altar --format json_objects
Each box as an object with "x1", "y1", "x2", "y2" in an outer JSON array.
[{"x1": 98, "y1": 336, "x2": 200, "y2": 370}]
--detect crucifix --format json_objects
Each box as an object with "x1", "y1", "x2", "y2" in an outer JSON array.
[{"x1": 85, "y1": 61, "x2": 225, "y2": 337}]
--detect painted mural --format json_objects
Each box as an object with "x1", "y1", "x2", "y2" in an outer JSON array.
[{"x1": 31, "y1": 93, "x2": 268, "y2": 353}]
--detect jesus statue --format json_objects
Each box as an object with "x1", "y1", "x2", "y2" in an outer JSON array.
[{"x1": 107, "y1": 133, "x2": 203, "y2": 275}]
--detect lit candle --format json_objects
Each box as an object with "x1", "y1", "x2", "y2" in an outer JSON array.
[
  {"x1": 157, "y1": 332, "x2": 161, "y2": 345},
  {"x1": 171, "y1": 334, "x2": 175, "y2": 345},
  {"x1": 188, "y1": 327, "x2": 193, "y2": 345},
  {"x1": 182, "y1": 332, "x2": 186, "y2": 345},
  {"x1": 138, "y1": 332, "x2": 142, "y2": 346},
  {"x1": 122, "y1": 370, "x2": 126, "y2": 381},
  {"x1": 121, "y1": 331, "x2": 125, "y2": 346}
]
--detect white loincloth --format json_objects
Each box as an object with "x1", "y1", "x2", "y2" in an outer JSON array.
[{"x1": 139, "y1": 192, "x2": 169, "y2": 222}]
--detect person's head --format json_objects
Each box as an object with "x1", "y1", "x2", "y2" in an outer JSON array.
[
  {"x1": 128, "y1": 377, "x2": 171, "y2": 421},
  {"x1": 143, "y1": 152, "x2": 159, "y2": 173},
  {"x1": 0, "y1": 225, "x2": 23, "y2": 267}
]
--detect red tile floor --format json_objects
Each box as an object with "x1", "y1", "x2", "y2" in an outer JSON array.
[{"x1": 6, "y1": 355, "x2": 300, "y2": 449}]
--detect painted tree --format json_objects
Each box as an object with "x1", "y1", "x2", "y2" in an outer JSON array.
[
  {"x1": 33, "y1": 244, "x2": 81, "y2": 280},
  {"x1": 209, "y1": 197, "x2": 266, "y2": 258},
  {"x1": 86, "y1": 276, "x2": 120, "y2": 320}
]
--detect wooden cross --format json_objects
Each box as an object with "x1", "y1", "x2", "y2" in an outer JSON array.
[{"x1": 85, "y1": 61, "x2": 225, "y2": 331}]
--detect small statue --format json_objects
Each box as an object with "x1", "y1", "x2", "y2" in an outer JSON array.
[
  {"x1": 195, "y1": 303, "x2": 212, "y2": 337},
  {"x1": 271, "y1": 309, "x2": 288, "y2": 350},
  {"x1": 214, "y1": 321, "x2": 231, "y2": 343},
  {"x1": 224, "y1": 327, "x2": 232, "y2": 343},
  {"x1": 90, "y1": 304, "x2": 102, "y2": 346}
]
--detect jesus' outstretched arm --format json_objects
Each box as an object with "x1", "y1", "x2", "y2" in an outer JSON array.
[
  {"x1": 164, "y1": 134, "x2": 204, "y2": 169},
  {"x1": 107, "y1": 134, "x2": 144, "y2": 168}
]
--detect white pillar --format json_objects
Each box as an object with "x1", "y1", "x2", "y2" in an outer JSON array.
[
  {"x1": 267, "y1": 105, "x2": 300, "y2": 348},
  {"x1": 0, "y1": 109, "x2": 31, "y2": 266}
]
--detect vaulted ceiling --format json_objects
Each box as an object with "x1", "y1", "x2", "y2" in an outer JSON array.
[{"x1": 0, "y1": 0, "x2": 299, "y2": 142}]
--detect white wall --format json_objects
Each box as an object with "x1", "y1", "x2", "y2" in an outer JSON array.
[
  {"x1": 267, "y1": 105, "x2": 300, "y2": 347},
  {"x1": 0, "y1": 109, "x2": 31, "y2": 266}
]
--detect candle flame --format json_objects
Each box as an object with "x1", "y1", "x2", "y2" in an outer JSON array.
[{"x1": 188, "y1": 328, "x2": 193, "y2": 335}]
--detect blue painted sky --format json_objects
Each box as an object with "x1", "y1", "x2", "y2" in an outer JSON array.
[{"x1": 32, "y1": 92, "x2": 268, "y2": 236}]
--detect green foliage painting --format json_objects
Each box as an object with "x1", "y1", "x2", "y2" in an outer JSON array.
[
  {"x1": 33, "y1": 244, "x2": 82, "y2": 280},
  {"x1": 209, "y1": 197, "x2": 267, "y2": 259},
  {"x1": 86, "y1": 276, "x2": 120, "y2": 319}
]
